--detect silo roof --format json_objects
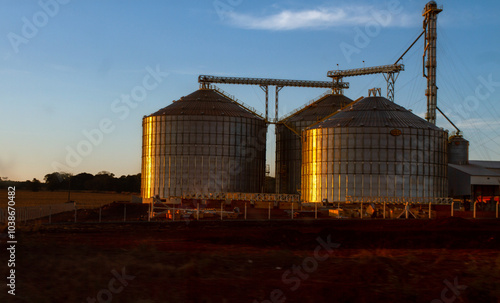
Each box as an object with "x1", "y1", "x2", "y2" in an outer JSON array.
[
  {"x1": 284, "y1": 94, "x2": 353, "y2": 123},
  {"x1": 309, "y1": 96, "x2": 442, "y2": 130},
  {"x1": 148, "y1": 89, "x2": 263, "y2": 119}
]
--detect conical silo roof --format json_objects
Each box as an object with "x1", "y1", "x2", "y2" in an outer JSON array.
[
  {"x1": 283, "y1": 94, "x2": 352, "y2": 123},
  {"x1": 149, "y1": 89, "x2": 263, "y2": 119},
  {"x1": 309, "y1": 96, "x2": 441, "y2": 129}
]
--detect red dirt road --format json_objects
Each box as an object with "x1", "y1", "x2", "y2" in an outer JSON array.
[{"x1": 1, "y1": 218, "x2": 500, "y2": 303}]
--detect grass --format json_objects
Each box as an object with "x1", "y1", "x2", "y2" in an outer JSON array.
[{"x1": 0, "y1": 189, "x2": 135, "y2": 207}]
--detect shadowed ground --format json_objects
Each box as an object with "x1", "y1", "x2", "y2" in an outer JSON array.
[{"x1": 1, "y1": 218, "x2": 499, "y2": 302}]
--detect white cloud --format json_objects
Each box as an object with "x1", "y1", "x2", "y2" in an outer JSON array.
[{"x1": 225, "y1": 6, "x2": 418, "y2": 30}]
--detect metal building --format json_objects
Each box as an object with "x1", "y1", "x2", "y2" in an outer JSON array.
[
  {"x1": 141, "y1": 88, "x2": 267, "y2": 199},
  {"x1": 448, "y1": 161, "x2": 500, "y2": 210},
  {"x1": 301, "y1": 96, "x2": 449, "y2": 203},
  {"x1": 276, "y1": 93, "x2": 353, "y2": 194}
]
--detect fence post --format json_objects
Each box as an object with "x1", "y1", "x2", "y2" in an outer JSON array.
[
  {"x1": 405, "y1": 202, "x2": 409, "y2": 219},
  {"x1": 220, "y1": 203, "x2": 223, "y2": 221},
  {"x1": 197, "y1": 203, "x2": 200, "y2": 221},
  {"x1": 496, "y1": 201, "x2": 499, "y2": 219},
  {"x1": 315, "y1": 203, "x2": 318, "y2": 219},
  {"x1": 474, "y1": 201, "x2": 477, "y2": 219},
  {"x1": 383, "y1": 201, "x2": 386, "y2": 219},
  {"x1": 244, "y1": 203, "x2": 247, "y2": 220},
  {"x1": 268, "y1": 202, "x2": 271, "y2": 220},
  {"x1": 360, "y1": 202, "x2": 363, "y2": 219},
  {"x1": 149, "y1": 201, "x2": 152, "y2": 222},
  {"x1": 451, "y1": 201, "x2": 454, "y2": 217},
  {"x1": 99, "y1": 207, "x2": 102, "y2": 223},
  {"x1": 291, "y1": 202, "x2": 294, "y2": 220}
]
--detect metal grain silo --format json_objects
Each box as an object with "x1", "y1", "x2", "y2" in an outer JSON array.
[
  {"x1": 448, "y1": 135, "x2": 469, "y2": 165},
  {"x1": 302, "y1": 96, "x2": 448, "y2": 203},
  {"x1": 142, "y1": 88, "x2": 267, "y2": 199},
  {"x1": 276, "y1": 93, "x2": 353, "y2": 194}
]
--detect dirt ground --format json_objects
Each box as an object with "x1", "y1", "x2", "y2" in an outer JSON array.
[{"x1": 1, "y1": 217, "x2": 500, "y2": 303}]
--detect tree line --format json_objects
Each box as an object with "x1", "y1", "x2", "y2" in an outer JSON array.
[
  {"x1": 1, "y1": 173, "x2": 275, "y2": 194},
  {"x1": 0, "y1": 171, "x2": 141, "y2": 193}
]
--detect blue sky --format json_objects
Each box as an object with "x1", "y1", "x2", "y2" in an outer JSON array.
[{"x1": 1, "y1": 0, "x2": 500, "y2": 181}]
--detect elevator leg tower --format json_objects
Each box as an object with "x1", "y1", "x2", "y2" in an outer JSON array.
[{"x1": 423, "y1": 1, "x2": 442, "y2": 125}]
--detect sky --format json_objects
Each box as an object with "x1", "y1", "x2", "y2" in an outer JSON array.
[{"x1": 1, "y1": 0, "x2": 500, "y2": 182}]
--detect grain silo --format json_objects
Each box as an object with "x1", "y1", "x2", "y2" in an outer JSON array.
[
  {"x1": 448, "y1": 135, "x2": 469, "y2": 165},
  {"x1": 142, "y1": 88, "x2": 267, "y2": 199},
  {"x1": 276, "y1": 93, "x2": 353, "y2": 194},
  {"x1": 301, "y1": 96, "x2": 448, "y2": 203}
]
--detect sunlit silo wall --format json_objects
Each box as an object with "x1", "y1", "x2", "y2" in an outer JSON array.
[
  {"x1": 142, "y1": 88, "x2": 267, "y2": 199},
  {"x1": 301, "y1": 96, "x2": 448, "y2": 203},
  {"x1": 276, "y1": 93, "x2": 352, "y2": 194}
]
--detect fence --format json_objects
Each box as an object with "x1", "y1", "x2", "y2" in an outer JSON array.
[
  {"x1": 1, "y1": 200, "x2": 498, "y2": 224},
  {"x1": 346, "y1": 196, "x2": 454, "y2": 205},
  {"x1": 0, "y1": 202, "x2": 144, "y2": 224},
  {"x1": 0, "y1": 203, "x2": 76, "y2": 224}
]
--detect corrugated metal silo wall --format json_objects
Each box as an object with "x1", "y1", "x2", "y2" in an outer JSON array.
[
  {"x1": 142, "y1": 114, "x2": 267, "y2": 199},
  {"x1": 276, "y1": 120, "x2": 310, "y2": 194},
  {"x1": 301, "y1": 127, "x2": 449, "y2": 202},
  {"x1": 448, "y1": 136, "x2": 469, "y2": 165},
  {"x1": 276, "y1": 95, "x2": 351, "y2": 194}
]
